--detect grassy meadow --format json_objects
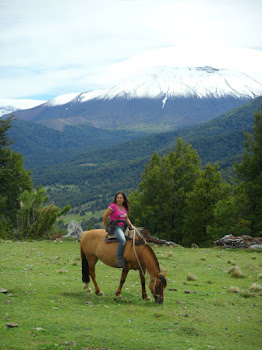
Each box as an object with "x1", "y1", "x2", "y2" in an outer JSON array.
[{"x1": 0, "y1": 239, "x2": 261, "y2": 350}]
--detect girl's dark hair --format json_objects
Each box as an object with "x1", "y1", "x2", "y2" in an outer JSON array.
[{"x1": 113, "y1": 192, "x2": 130, "y2": 211}]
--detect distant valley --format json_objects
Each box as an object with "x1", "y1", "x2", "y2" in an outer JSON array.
[{"x1": 8, "y1": 96, "x2": 262, "y2": 210}]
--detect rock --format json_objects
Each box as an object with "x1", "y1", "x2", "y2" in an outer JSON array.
[
  {"x1": 214, "y1": 235, "x2": 262, "y2": 249},
  {"x1": 0, "y1": 288, "x2": 8, "y2": 293},
  {"x1": 65, "y1": 220, "x2": 83, "y2": 239},
  {"x1": 33, "y1": 327, "x2": 44, "y2": 332},
  {"x1": 6, "y1": 323, "x2": 18, "y2": 328},
  {"x1": 249, "y1": 244, "x2": 262, "y2": 249}
]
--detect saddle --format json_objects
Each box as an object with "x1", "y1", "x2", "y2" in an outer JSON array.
[{"x1": 104, "y1": 227, "x2": 135, "y2": 243}]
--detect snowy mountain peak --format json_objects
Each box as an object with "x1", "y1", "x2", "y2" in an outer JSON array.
[
  {"x1": 0, "y1": 98, "x2": 45, "y2": 117},
  {"x1": 44, "y1": 93, "x2": 80, "y2": 107},
  {"x1": 78, "y1": 66, "x2": 262, "y2": 103}
]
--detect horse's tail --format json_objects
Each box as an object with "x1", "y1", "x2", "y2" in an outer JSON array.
[{"x1": 81, "y1": 247, "x2": 90, "y2": 283}]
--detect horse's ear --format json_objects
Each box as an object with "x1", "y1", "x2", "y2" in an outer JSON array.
[{"x1": 160, "y1": 267, "x2": 167, "y2": 276}]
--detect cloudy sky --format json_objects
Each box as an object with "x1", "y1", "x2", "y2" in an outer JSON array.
[{"x1": 1, "y1": 0, "x2": 262, "y2": 100}]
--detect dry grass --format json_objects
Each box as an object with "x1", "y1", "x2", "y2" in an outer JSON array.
[
  {"x1": 228, "y1": 265, "x2": 244, "y2": 278},
  {"x1": 240, "y1": 289, "x2": 254, "y2": 298},
  {"x1": 187, "y1": 272, "x2": 197, "y2": 281},
  {"x1": 228, "y1": 286, "x2": 240, "y2": 293},
  {"x1": 250, "y1": 283, "x2": 262, "y2": 292},
  {"x1": 227, "y1": 259, "x2": 236, "y2": 265}
]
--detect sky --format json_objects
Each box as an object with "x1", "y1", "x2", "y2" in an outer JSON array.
[{"x1": 0, "y1": 0, "x2": 262, "y2": 101}]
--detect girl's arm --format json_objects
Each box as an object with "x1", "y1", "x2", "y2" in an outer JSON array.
[
  {"x1": 103, "y1": 208, "x2": 113, "y2": 231},
  {"x1": 126, "y1": 215, "x2": 134, "y2": 229}
]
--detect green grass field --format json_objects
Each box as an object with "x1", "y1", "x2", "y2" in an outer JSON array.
[{"x1": 0, "y1": 240, "x2": 261, "y2": 350}]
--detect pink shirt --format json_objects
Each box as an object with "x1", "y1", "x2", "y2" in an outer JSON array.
[{"x1": 109, "y1": 203, "x2": 127, "y2": 227}]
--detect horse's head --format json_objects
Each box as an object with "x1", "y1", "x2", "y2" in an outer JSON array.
[{"x1": 150, "y1": 271, "x2": 167, "y2": 304}]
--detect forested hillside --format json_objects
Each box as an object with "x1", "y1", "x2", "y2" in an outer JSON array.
[
  {"x1": 8, "y1": 120, "x2": 146, "y2": 168},
  {"x1": 25, "y1": 96, "x2": 262, "y2": 209}
]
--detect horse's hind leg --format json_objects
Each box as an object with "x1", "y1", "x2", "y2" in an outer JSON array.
[
  {"x1": 139, "y1": 269, "x2": 150, "y2": 300},
  {"x1": 81, "y1": 248, "x2": 92, "y2": 292},
  {"x1": 116, "y1": 268, "x2": 129, "y2": 298},
  {"x1": 89, "y1": 256, "x2": 104, "y2": 296}
]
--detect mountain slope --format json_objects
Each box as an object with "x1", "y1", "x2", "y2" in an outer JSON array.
[
  {"x1": 7, "y1": 66, "x2": 262, "y2": 132},
  {"x1": 8, "y1": 120, "x2": 146, "y2": 168},
  {"x1": 26, "y1": 96, "x2": 262, "y2": 208}
]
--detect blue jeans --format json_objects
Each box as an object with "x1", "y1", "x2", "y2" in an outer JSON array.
[{"x1": 114, "y1": 226, "x2": 126, "y2": 260}]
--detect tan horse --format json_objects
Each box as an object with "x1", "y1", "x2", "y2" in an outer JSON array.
[{"x1": 80, "y1": 229, "x2": 167, "y2": 304}]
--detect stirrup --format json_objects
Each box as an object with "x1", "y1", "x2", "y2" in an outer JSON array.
[{"x1": 116, "y1": 258, "x2": 127, "y2": 268}]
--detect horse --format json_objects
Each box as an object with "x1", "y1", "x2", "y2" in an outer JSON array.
[{"x1": 80, "y1": 229, "x2": 167, "y2": 304}]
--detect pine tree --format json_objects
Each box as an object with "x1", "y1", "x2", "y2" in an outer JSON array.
[
  {"x1": 130, "y1": 151, "x2": 172, "y2": 236},
  {"x1": 129, "y1": 138, "x2": 201, "y2": 243},
  {"x1": 234, "y1": 105, "x2": 262, "y2": 234},
  {"x1": 183, "y1": 162, "x2": 230, "y2": 246},
  {"x1": 165, "y1": 138, "x2": 201, "y2": 243},
  {"x1": 0, "y1": 116, "x2": 33, "y2": 230}
]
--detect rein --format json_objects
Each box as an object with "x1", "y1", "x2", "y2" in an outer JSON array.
[
  {"x1": 132, "y1": 227, "x2": 161, "y2": 296},
  {"x1": 132, "y1": 228, "x2": 147, "y2": 280}
]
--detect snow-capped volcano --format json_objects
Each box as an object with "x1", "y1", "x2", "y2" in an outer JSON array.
[
  {"x1": 41, "y1": 66, "x2": 262, "y2": 110},
  {"x1": 77, "y1": 66, "x2": 262, "y2": 103},
  {"x1": 0, "y1": 98, "x2": 45, "y2": 117},
  {"x1": 4, "y1": 66, "x2": 262, "y2": 132}
]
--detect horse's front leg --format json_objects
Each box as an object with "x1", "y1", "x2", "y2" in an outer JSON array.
[
  {"x1": 89, "y1": 257, "x2": 104, "y2": 296},
  {"x1": 116, "y1": 268, "x2": 129, "y2": 298},
  {"x1": 139, "y1": 269, "x2": 150, "y2": 301}
]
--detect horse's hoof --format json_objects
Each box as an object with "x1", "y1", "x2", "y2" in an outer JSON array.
[
  {"x1": 144, "y1": 296, "x2": 151, "y2": 301},
  {"x1": 97, "y1": 291, "x2": 104, "y2": 296},
  {"x1": 116, "y1": 294, "x2": 122, "y2": 298},
  {"x1": 83, "y1": 284, "x2": 92, "y2": 292}
]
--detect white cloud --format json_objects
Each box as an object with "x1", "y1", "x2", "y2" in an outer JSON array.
[
  {"x1": 0, "y1": 0, "x2": 261, "y2": 99},
  {"x1": 104, "y1": 46, "x2": 262, "y2": 82}
]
